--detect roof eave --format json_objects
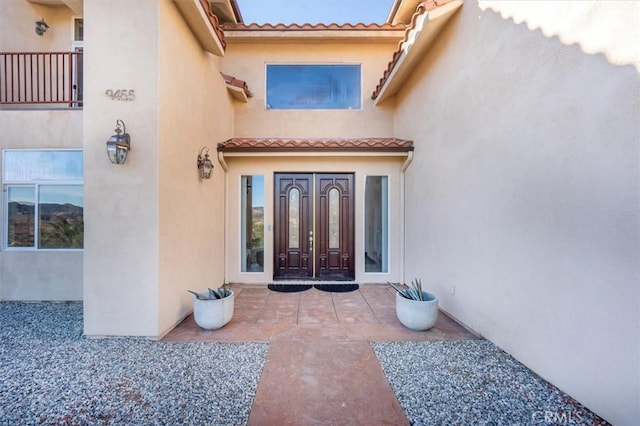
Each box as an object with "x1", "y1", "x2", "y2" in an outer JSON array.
[
  {"x1": 207, "y1": 0, "x2": 243, "y2": 24},
  {"x1": 220, "y1": 146, "x2": 414, "y2": 153},
  {"x1": 174, "y1": 0, "x2": 226, "y2": 56},
  {"x1": 217, "y1": 138, "x2": 414, "y2": 155},
  {"x1": 373, "y1": 0, "x2": 464, "y2": 105},
  {"x1": 222, "y1": 24, "x2": 407, "y2": 43}
]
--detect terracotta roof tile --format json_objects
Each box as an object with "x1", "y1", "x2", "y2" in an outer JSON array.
[
  {"x1": 217, "y1": 138, "x2": 414, "y2": 152},
  {"x1": 371, "y1": 0, "x2": 452, "y2": 100},
  {"x1": 199, "y1": 0, "x2": 227, "y2": 50},
  {"x1": 221, "y1": 73, "x2": 253, "y2": 98},
  {"x1": 221, "y1": 22, "x2": 406, "y2": 31}
]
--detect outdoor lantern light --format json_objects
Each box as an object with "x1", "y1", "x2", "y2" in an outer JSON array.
[
  {"x1": 35, "y1": 19, "x2": 49, "y2": 36},
  {"x1": 197, "y1": 147, "x2": 214, "y2": 179},
  {"x1": 106, "y1": 119, "x2": 131, "y2": 165}
]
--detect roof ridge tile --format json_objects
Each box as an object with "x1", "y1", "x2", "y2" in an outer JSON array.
[
  {"x1": 218, "y1": 137, "x2": 414, "y2": 153},
  {"x1": 199, "y1": 0, "x2": 227, "y2": 49},
  {"x1": 221, "y1": 22, "x2": 406, "y2": 31}
]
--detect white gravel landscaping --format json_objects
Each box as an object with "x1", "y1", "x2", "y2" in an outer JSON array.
[
  {"x1": 0, "y1": 302, "x2": 268, "y2": 425},
  {"x1": 371, "y1": 340, "x2": 607, "y2": 425}
]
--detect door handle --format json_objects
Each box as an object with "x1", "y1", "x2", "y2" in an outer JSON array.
[{"x1": 309, "y1": 231, "x2": 313, "y2": 250}]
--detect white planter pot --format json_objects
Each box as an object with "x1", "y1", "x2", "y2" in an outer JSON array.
[
  {"x1": 193, "y1": 290, "x2": 235, "y2": 330},
  {"x1": 395, "y1": 291, "x2": 438, "y2": 331}
]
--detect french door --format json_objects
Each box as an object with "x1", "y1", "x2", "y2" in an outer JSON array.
[{"x1": 274, "y1": 173, "x2": 354, "y2": 280}]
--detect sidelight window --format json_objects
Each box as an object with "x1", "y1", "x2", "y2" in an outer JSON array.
[
  {"x1": 364, "y1": 176, "x2": 388, "y2": 273},
  {"x1": 241, "y1": 175, "x2": 264, "y2": 272}
]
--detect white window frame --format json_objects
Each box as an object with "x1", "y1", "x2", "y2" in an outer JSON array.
[
  {"x1": 2, "y1": 149, "x2": 84, "y2": 251},
  {"x1": 71, "y1": 17, "x2": 83, "y2": 107},
  {"x1": 239, "y1": 174, "x2": 265, "y2": 273},
  {"x1": 264, "y1": 63, "x2": 363, "y2": 111},
  {"x1": 363, "y1": 174, "x2": 390, "y2": 275}
]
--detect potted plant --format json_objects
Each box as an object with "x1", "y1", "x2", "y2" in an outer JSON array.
[
  {"x1": 188, "y1": 285, "x2": 234, "y2": 330},
  {"x1": 389, "y1": 278, "x2": 438, "y2": 331}
]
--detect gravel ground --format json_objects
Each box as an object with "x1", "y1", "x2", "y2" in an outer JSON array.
[
  {"x1": 0, "y1": 302, "x2": 268, "y2": 425},
  {"x1": 371, "y1": 340, "x2": 607, "y2": 425}
]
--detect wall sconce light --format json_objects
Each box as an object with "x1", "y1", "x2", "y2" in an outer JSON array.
[
  {"x1": 197, "y1": 147, "x2": 214, "y2": 179},
  {"x1": 106, "y1": 119, "x2": 131, "y2": 165},
  {"x1": 35, "y1": 19, "x2": 49, "y2": 36}
]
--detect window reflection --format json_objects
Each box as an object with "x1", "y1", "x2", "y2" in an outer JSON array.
[
  {"x1": 365, "y1": 176, "x2": 388, "y2": 273},
  {"x1": 4, "y1": 150, "x2": 83, "y2": 250},
  {"x1": 7, "y1": 187, "x2": 35, "y2": 247},
  {"x1": 39, "y1": 186, "x2": 83, "y2": 249},
  {"x1": 266, "y1": 64, "x2": 361, "y2": 110},
  {"x1": 3, "y1": 150, "x2": 83, "y2": 181},
  {"x1": 241, "y1": 175, "x2": 264, "y2": 272}
]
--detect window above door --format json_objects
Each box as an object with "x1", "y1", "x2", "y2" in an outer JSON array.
[{"x1": 266, "y1": 64, "x2": 361, "y2": 110}]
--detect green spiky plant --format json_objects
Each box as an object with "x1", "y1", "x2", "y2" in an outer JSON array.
[
  {"x1": 388, "y1": 278, "x2": 425, "y2": 301},
  {"x1": 188, "y1": 284, "x2": 232, "y2": 300}
]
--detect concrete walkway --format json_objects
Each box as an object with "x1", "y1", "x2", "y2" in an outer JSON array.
[{"x1": 163, "y1": 284, "x2": 478, "y2": 425}]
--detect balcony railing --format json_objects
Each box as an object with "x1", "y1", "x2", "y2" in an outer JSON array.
[{"x1": 0, "y1": 52, "x2": 83, "y2": 107}]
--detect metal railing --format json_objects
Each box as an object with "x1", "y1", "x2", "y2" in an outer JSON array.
[{"x1": 0, "y1": 51, "x2": 83, "y2": 107}]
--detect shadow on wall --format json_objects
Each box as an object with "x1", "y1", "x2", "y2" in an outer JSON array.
[
  {"x1": 398, "y1": 3, "x2": 638, "y2": 426},
  {"x1": 478, "y1": 0, "x2": 640, "y2": 72}
]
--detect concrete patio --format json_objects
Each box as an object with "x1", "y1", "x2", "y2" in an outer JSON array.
[
  {"x1": 1, "y1": 285, "x2": 608, "y2": 424},
  {"x1": 164, "y1": 284, "x2": 478, "y2": 425}
]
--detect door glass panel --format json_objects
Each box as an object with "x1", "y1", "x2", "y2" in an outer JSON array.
[
  {"x1": 289, "y1": 188, "x2": 300, "y2": 249},
  {"x1": 365, "y1": 176, "x2": 388, "y2": 273},
  {"x1": 241, "y1": 175, "x2": 264, "y2": 272},
  {"x1": 328, "y1": 188, "x2": 340, "y2": 249}
]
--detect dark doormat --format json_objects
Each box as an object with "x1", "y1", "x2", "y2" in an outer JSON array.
[
  {"x1": 268, "y1": 284, "x2": 313, "y2": 293},
  {"x1": 314, "y1": 284, "x2": 359, "y2": 293}
]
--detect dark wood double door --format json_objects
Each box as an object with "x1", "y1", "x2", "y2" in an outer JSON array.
[{"x1": 274, "y1": 173, "x2": 354, "y2": 280}]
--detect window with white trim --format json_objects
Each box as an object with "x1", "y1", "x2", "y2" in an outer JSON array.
[
  {"x1": 364, "y1": 176, "x2": 388, "y2": 273},
  {"x1": 266, "y1": 64, "x2": 361, "y2": 110},
  {"x1": 3, "y1": 150, "x2": 83, "y2": 250}
]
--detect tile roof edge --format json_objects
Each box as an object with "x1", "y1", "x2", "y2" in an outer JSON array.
[
  {"x1": 217, "y1": 137, "x2": 415, "y2": 152},
  {"x1": 371, "y1": 0, "x2": 454, "y2": 101},
  {"x1": 199, "y1": 0, "x2": 227, "y2": 50},
  {"x1": 221, "y1": 22, "x2": 407, "y2": 31},
  {"x1": 221, "y1": 73, "x2": 253, "y2": 98}
]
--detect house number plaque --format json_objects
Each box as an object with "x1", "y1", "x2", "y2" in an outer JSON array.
[{"x1": 105, "y1": 89, "x2": 135, "y2": 101}]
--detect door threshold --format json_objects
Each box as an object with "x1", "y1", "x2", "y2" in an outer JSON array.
[{"x1": 271, "y1": 279, "x2": 357, "y2": 284}]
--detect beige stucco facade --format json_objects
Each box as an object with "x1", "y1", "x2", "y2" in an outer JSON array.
[
  {"x1": 0, "y1": 0, "x2": 83, "y2": 300},
  {"x1": 82, "y1": 0, "x2": 232, "y2": 337},
  {"x1": 0, "y1": 1, "x2": 638, "y2": 424},
  {"x1": 392, "y1": 2, "x2": 639, "y2": 425},
  {"x1": 224, "y1": 40, "x2": 398, "y2": 138}
]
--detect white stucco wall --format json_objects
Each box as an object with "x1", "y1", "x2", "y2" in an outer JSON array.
[
  {"x1": 0, "y1": 1, "x2": 83, "y2": 300},
  {"x1": 82, "y1": 0, "x2": 233, "y2": 337},
  {"x1": 395, "y1": 1, "x2": 639, "y2": 425},
  {"x1": 156, "y1": 0, "x2": 232, "y2": 337},
  {"x1": 0, "y1": 0, "x2": 78, "y2": 52},
  {"x1": 223, "y1": 40, "x2": 397, "y2": 138},
  {"x1": 0, "y1": 111, "x2": 83, "y2": 301},
  {"x1": 82, "y1": 0, "x2": 161, "y2": 337}
]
